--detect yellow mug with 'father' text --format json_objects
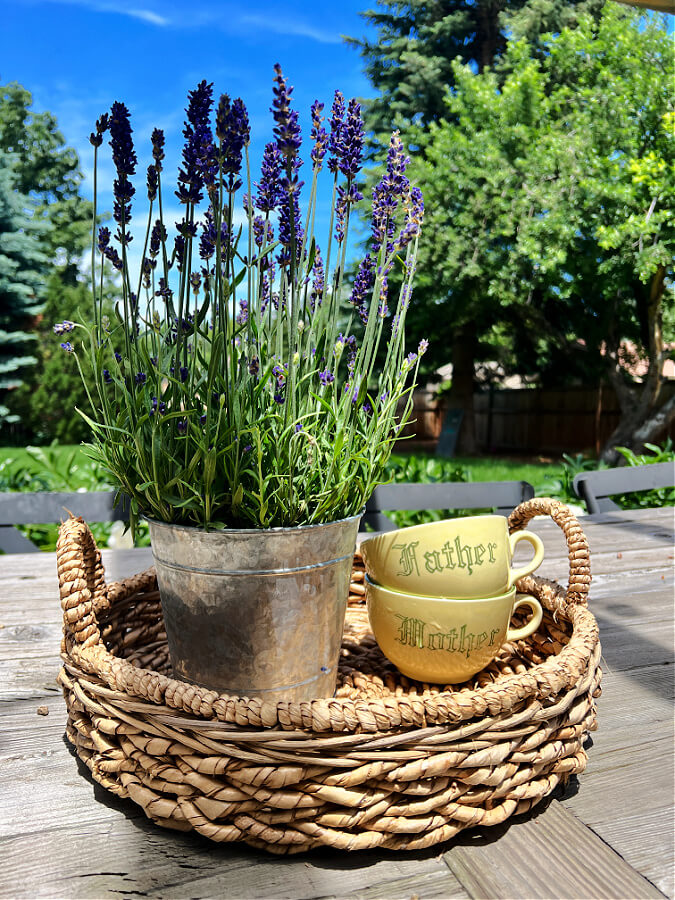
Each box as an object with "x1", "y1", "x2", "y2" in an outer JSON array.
[{"x1": 360, "y1": 515, "x2": 544, "y2": 600}]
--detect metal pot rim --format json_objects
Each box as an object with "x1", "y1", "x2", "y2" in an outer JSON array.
[{"x1": 143, "y1": 508, "x2": 365, "y2": 537}]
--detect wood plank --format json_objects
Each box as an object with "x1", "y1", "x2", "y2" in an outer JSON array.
[
  {"x1": 560, "y1": 661, "x2": 674, "y2": 897},
  {"x1": 0, "y1": 814, "x2": 469, "y2": 900},
  {"x1": 0, "y1": 506, "x2": 672, "y2": 898},
  {"x1": 442, "y1": 799, "x2": 665, "y2": 899},
  {"x1": 0, "y1": 657, "x2": 62, "y2": 701}
]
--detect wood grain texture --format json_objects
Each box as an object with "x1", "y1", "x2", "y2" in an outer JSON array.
[
  {"x1": 0, "y1": 807, "x2": 469, "y2": 899},
  {"x1": 442, "y1": 799, "x2": 665, "y2": 899},
  {"x1": 0, "y1": 506, "x2": 672, "y2": 899}
]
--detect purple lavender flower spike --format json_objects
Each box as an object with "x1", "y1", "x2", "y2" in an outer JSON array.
[
  {"x1": 176, "y1": 80, "x2": 214, "y2": 205},
  {"x1": 271, "y1": 64, "x2": 302, "y2": 176},
  {"x1": 277, "y1": 186, "x2": 304, "y2": 267},
  {"x1": 327, "y1": 91, "x2": 345, "y2": 174},
  {"x1": 395, "y1": 185, "x2": 425, "y2": 252},
  {"x1": 59, "y1": 341, "x2": 74, "y2": 353},
  {"x1": 339, "y1": 99, "x2": 365, "y2": 180},
  {"x1": 310, "y1": 100, "x2": 328, "y2": 170},
  {"x1": 97, "y1": 226, "x2": 111, "y2": 253},
  {"x1": 151, "y1": 128, "x2": 165, "y2": 170},
  {"x1": 156, "y1": 278, "x2": 173, "y2": 303},
  {"x1": 253, "y1": 215, "x2": 266, "y2": 249},
  {"x1": 179, "y1": 366, "x2": 189, "y2": 383},
  {"x1": 236, "y1": 299, "x2": 249, "y2": 325},
  {"x1": 254, "y1": 142, "x2": 283, "y2": 212},
  {"x1": 335, "y1": 183, "x2": 363, "y2": 244},
  {"x1": 371, "y1": 131, "x2": 412, "y2": 251},
  {"x1": 349, "y1": 254, "x2": 375, "y2": 324},
  {"x1": 173, "y1": 235, "x2": 185, "y2": 269},
  {"x1": 149, "y1": 220, "x2": 166, "y2": 259},
  {"x1": 142, "y1": 258, "x2": 152, "y2": 288},
  {"x1": 146, "y1": 164, "x2": 158, "y2": 201},
  {"x1": 310, "y1": 244, "x2": 324, "y2": 311},
  {"x1": 135, "y1": 372, "x2": 147, "y2": 384},
  {"x1": 319, "y1": 368, "x2": 335, "y2": 386},
  {"x1": 89, "y1": 112, "x2": 109, "y2": 148},
  {"x1": 418, "y1": 338, "x2": 429, "y2": 358},
  {"x1": 199, "y1": 207, "x2": 230, "y2": 260},
  {"x1": 104, "y1": 245, "x2": 123, "y2": 271},
  {"x1": 378, "y1": 277, "x2": 389, "y2": 318},
  {"x1": 109, "y1": 101, "x2": 137, "y2": 243},
  {"x1": 103, "y1": 369, "x2": 112, "y2": 384},
  {"x1": 335, "y1": 186, "x2": 348, "y2": 244},
  {"x1": 216, "y1": 94, "x2": 249, "y2": 191}
]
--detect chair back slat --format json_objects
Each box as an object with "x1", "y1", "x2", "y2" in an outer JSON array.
[
  {"x1": 573, "y1": 461, "x2": 675, "y2": 514},
  {"x1": 361, "y1": 481, "x2": 535, "y2": 532},
  {"x1": 0, "y1": 491, "x2": 130, "y2": 553}
]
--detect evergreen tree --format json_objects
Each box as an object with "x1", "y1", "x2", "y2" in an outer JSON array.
[
  {"x1": 348, "y1": 0, "x2": 602, "y2": 133},
  {"x1": 0, "y1": 152, "x2": 48, "y2": 427}
]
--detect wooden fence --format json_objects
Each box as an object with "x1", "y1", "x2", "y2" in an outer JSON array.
[{"x1": 398, "y1": 383, "x2": 675, "y2": 455}]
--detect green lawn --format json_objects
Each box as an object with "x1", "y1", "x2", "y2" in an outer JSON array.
[
  {"x1": 0, "y1": 444, "x2": 91, "y2": 468},
  {"x1": 0, "y1": 444, "x2": 565, "y2": 494},
  {"x1": 0, "y1": 442, "x2": 570, "y2": 550}
]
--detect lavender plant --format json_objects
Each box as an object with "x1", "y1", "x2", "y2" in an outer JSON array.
[{"x1": 69, "y1": 66, "x2": 425, "y2": 530}]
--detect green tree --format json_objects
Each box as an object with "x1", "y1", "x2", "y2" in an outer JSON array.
[
  {"x1": 0, "y1": 152, "x2": 48, "y2": 427},
  {"x1": 406, "y1": 6, "x2": 674, "y2": 458},
  {"x1": 350, "y1": 0, "x2": 602, "y2": 451},
  {"x1": 0, "y1": 82, "x2": 93, "y2": 277}
]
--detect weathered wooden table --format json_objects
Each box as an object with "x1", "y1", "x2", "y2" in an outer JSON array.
[{"x1": 1, "y1": 507, "x2": 673, "y2": 899}]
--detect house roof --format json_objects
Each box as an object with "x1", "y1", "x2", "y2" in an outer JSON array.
[{"x1": 613, "y1": 0, "x2": 675, "y2": 12}]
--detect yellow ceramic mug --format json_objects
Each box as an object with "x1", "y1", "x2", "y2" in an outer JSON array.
[
  {"x1": 360, "y1": 514, "x2": 544, "y2": 599},
  {"x1": 365, "y1": 576, "x2": 543, "y2": 684}
]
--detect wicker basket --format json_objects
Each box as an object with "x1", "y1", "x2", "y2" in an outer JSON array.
[{"x1": 56, "y1": 498, "x2": 600, "y2": 854}]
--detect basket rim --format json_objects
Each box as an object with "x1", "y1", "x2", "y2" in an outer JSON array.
[{"x1": 57, "y1": 498, "x2": 599, "y2": 735}]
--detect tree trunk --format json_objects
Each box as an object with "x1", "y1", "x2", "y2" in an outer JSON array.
[
  {"x1": 448, "y1": 322, "x2": 478, "y2": 455},
  {"x1": 476, "y1": 0, "x2": 508, "y2": 73},
  {"x1": 600, "y1": 266, "x2": 669, "y2": 465}
]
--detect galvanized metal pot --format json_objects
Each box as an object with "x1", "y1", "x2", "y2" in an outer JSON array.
[{"x1": 146, "y1": 514, "x2": 361, "y2": 702}]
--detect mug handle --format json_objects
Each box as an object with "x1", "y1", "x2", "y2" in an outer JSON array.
[
  {"x1": 507, "y1": 594, "x2": 543, "y2": 642},
  {"x1": 508, "y1": 530, "x2": 545, "y2": 587}
]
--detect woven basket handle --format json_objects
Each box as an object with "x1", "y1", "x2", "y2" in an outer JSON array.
[
  {"x1": 507, "y1": 498, "x2": 590, "y2": 605},
  {"x1": 56, "y1": 515, "x2": 108, "y2": 647}
]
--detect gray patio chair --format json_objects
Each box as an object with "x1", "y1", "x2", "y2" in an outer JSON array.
[
  {"x1": 0, "y1": 491, "x2": 129, "y2": 553},
  {"x1": 360, "y1": 480, "x2": 535, "y2": 532},
  {"x1": 573, "y1": 461, "x2": 675, "y2": 514}
]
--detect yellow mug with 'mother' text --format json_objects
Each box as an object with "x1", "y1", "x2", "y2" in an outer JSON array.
[
  {"x1": 365, "y1": 577, "x2": 543, "y2": 684},
  {"x1": 360, "y1": 514, "x2": 544, "y2": 600}
]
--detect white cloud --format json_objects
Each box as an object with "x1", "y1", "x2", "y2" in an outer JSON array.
[
  {"x1": 238, "y1": 13, "x2": 341, "y2": 45},
  {"x1": 127, "y1": 8, "x2": 168, "y2": 25},
  {"x1": 18, "y1": 0, "x2": 170, "y2": 26}
]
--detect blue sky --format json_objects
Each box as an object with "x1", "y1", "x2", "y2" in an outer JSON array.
[{"x1": 1, "y1": 0, "x2": 379, "y2": 274}]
